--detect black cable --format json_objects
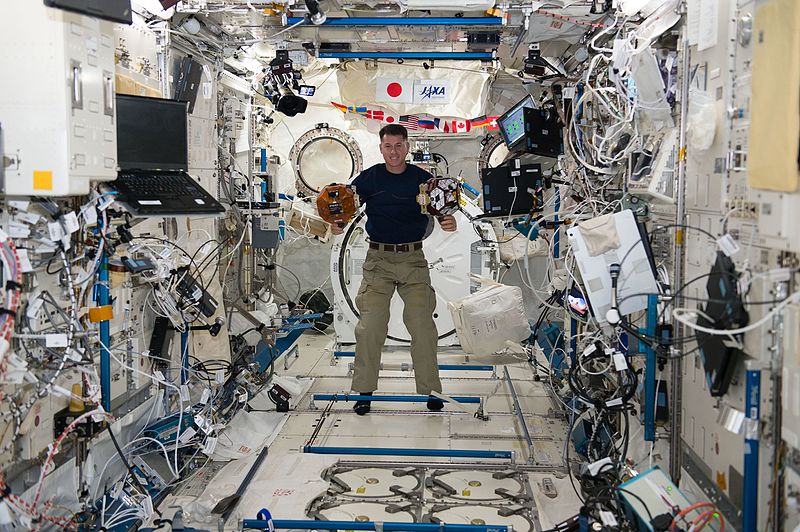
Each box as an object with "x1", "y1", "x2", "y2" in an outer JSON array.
[
  {"x1": 649, "y1": 223, "x2": 718, "y2": 243},
  {"x1": 471, "y1": 223, "x2": 522, "y2": 245},
  {"x1": 45, "y1": 257, "x2": 64, "y2": 275},
  {"x1": 565, "y1": 410, "x2": 586, "y2": 504},
  {"x1": 191, "y1": 238, "x2": 223, "y2": 272},
  {"x1": 592, "y1": 221, "x2": 727, "y2": 311},
  {"x1": 189, "y1": 355, "x2": 232, "y2": 376},
  {"x1": 615, "y1": 487, "x2": 655, "y2": 524},
  {"x1": 269, "y1": 261, "x2": 302, "y2": 302},
  {"x1": 618, "y1": 406, "x2": 631, "y2": 465},
  {"x1": 133, "y1": 235, "x2": 222, "y2": 325},
  {"x1": 131, "y1": 236, "x2": 205, "y2": 287},
  {"x1": 431, "y1": 152, "x2": 449, "y2": 174},
  {"x1": 617, "y1": 290, "x2": 788, "y2": 312},
  {"x1": 614, "y1": 263, "x2": 782, "y2": 348},
  {"x1": 106, "y1": 423, "x2": 159, "y2": 517}
]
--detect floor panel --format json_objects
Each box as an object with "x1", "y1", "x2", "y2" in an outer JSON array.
[{"x1": 152, "y1": 331, "x2": 580, "y2": 531}]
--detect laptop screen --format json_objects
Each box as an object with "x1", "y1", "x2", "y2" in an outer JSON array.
[
  {"x1": 497, "y1": 95, "x2": 534, "y2": 149},
  {"x1": 116, "y1": 94, "x2": 189, "y2": 171}
]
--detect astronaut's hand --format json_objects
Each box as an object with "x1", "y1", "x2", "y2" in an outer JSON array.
[{"x1": 437, "y1": 215, "x2": 457, "y2": 232}]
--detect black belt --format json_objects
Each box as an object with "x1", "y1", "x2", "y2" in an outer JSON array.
[{"x1": 369, "y1": 241, "x2": 423, "y2": 252}]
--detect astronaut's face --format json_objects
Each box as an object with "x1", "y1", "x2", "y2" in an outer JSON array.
[{"x1": 380, "y1": 134, "x2": 409, "y2": 172}]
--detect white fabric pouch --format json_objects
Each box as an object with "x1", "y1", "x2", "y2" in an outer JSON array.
[{"x1": 448, "y1": 275, "x2": 530, "y2": 354}]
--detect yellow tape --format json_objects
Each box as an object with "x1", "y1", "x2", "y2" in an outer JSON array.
[
  {"x1": 33, "y1": 170, "x2": 53, "y2": 191},
  {"x1": 88, "y1": 305, "x2": 113, "y2": 323}
]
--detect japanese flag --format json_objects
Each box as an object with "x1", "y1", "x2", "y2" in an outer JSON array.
[
  {"x1": 376, "y1": 78, "x2": 414, "y2": 104},
  {"x1": 366, "y1": 108, "x2": 400, "y2": 126}
]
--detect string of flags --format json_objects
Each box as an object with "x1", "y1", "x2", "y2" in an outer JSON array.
[{"x1": 331, "y1": 102, "x2": 499, "y2": 133}]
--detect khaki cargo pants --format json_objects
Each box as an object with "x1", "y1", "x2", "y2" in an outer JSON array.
[{"x1": 352, "y1": 247, "x2": 442, "y2": 395}]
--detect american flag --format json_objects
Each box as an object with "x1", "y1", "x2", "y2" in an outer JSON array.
[{"x1": 399, "y1": 115, "x2": 420, "y2": 130}]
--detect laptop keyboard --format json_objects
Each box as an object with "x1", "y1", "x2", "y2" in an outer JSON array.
[{"x1": 117, "y1": 173, "x2": 198, "y2": 196}]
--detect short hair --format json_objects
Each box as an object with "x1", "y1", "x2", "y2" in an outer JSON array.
[{"x1": 379, "y1": 124, "x2": 408, "y2": 141}]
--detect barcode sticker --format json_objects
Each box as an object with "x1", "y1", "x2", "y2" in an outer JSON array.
[
  {"x1": 613, "y1": 353, "x2": 628, "y2": 371},
  {"x1": 63, "y1": 212, "x2": 80, "y2": 234},
  {"x1": 48, "y1": 222, "x2": 64, "y2": 242},
  {"x1": 14, "y1": 212, "x2": 41, "y2": 224},
  {"x1": 45, "y1": 334, "x2": 68, "y2": 348},
  {"x1": 179, "y1": 426, "x2": 196, "y2": 443},
  {"x1": 717, "y1": 233, "x2": 740, "y2": 257},
  {"x1": 17, "y1": 249, "x2": 33, "y2": 273},
  {"x1": 83, "y1": 206, "x2": 98, "y2": 225},
  {"x1": 8, "y1": 200, "x2": 30, "y2": 211},
  {"x1": 7, "y1": 223, "x2": 30, "y2": 239},
  {"x1": 202, "y1": 436, "x2": 217, "y2": 455}
]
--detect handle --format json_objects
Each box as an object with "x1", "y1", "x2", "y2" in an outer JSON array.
[
  {"x1": 71, "y1": 61, "x2": 83, "y2": 109},
  {"x1": 103, "y1": 71, "x2": 114, "y2": 116},
  {"x1": 467, "y1": 272, "x2": 502, "y2": 287},
  {"x1": 343, "y1": 248, "x2": 351, "y2": 286}
]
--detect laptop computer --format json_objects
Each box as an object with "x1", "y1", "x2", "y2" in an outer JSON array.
[
  {"x1": 112, "y1": 94, "x2": 224, "y2": 216},
  {"x1": 566, "y1": 209, "x2": 659, "y2": 327}
]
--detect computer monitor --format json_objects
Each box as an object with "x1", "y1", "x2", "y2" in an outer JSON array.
[
  {"x1": 497, "y1": 95, "x2": 534, "y2": 149},
  {"x1": 523, "y1": 107, "x2": 564, "y2": 158},
  {"x1": 480, "y1": 159, "x2": 542, "y2": 217},
  {"x1": 116, "y1": 94, "x2": 189, "y2": 172}
]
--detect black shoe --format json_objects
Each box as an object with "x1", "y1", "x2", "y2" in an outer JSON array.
[
  {"x1": 353, "y1": 392, "x2": 373, "y2": 416},
  {"x1": 427, "y1": 396, "x2": 444, "y2": 411}
]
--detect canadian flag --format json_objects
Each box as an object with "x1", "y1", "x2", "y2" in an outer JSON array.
[
  {"x1": 376, "y1": 78, "x2": 414, "y2": 104},
  {"x1": 440, "y1": 119, "x2": 471, "y2": 133}
]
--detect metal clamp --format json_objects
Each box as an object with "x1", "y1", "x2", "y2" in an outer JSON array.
[{"x1": 474, "y1": 397, "x2": 489, "y2": 421}]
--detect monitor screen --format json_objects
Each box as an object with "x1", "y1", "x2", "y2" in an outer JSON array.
[
  {"x1": 497, "y1": 95, "x2": 534, "y2": 148},
  {"x1": 116, "y1": 94, "x2": 189, "y2": 171},
  {"x1": 299, "y1": 85, "x2": 316, "y2": 96}
]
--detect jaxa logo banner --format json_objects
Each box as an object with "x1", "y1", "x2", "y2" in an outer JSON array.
[{"x1": 413, "y1": 80, "x2": 450, "y2": 104}]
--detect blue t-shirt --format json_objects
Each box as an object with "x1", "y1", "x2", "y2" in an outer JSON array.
[{"x1": 350, "y1": 163, "x2": 433, "y2": 244}]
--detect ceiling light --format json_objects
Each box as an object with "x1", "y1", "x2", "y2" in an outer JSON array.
[{"x1": 181, "y1": 16, "x2": 201, "y2": 35}]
